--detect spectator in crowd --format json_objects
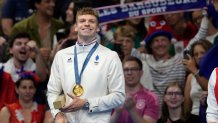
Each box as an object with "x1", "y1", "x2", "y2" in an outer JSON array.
[
  {"x1": 0, "y1": 36, "x2": 7, "y2": 62},
  {"x1": 192, "y1": 9, "x2": 218, "y2": 44},
  {"x1": 125, "y1": 18, "x2": 147, "y2": 49},
  {"x1": 185, "y1": 9, "x2": 209, "y2": 51},
  {"x1": 158, "y1": 82, "x2": 199, "y2": 123},
  {"x1": 47, "y1": 7, "x2": 125, "y2": 122},
  {"x1": 110, "y1": 56, "x2": 159, "y2": 123},
  {"x1": 0, "y1": 32, "x2": 47, "y2": 82},
  {"x1": 0, "y1": 66, "x2": 15, "y2": 109},
  {"x1": 113, "y1": 25, "x2": 153, "y2": 89},
  {"x1": 113, "y1": 25, "x2": 141, "y2": 60},
  {"x1": 144, "y1": 15, "x2": 186, "y2": 104},
  {"x1": 0, "y1": 72, "x2": 46, "y2": 123},
  {"x1": 65, "y1": 1, "x2": 92, "y2": 26},
  {"x1": 163, "y1": 12, "x2": 198, "y2": 47},
  {"x1": 53, "y1": 0, "x2": 71, "y2": 21},
  {"x1": 10, "y1": 0, "x2": 64, "y2": 65},
  {"x1": 207, "y1": 67, "x2": 218, "y2": 123},
  {"x1": 1, "y1": 0, "x2": 32, "y2": 37},
  {"x1": 183, "y1": 40, "x2": 213, "y2": 116}
]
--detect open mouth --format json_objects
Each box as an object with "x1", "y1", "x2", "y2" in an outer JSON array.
[{"x1": 19, "y1": 51, "x2": 27, "y2": 55}]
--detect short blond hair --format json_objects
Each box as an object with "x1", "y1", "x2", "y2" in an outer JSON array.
[{"x1": 76, "y1": 7, "x2": 99, "y2": 24}]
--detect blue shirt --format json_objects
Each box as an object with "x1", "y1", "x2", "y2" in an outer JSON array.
[{"x1": 1, "y1": 0, "x2": 32, "y2": 23}]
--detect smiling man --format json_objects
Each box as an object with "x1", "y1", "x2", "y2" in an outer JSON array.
[
  {"x1": 110, "y1": 56, "x2": 159, "y2": 123},
  {"x1": 47, "y1": 7, "x2": 125, "y2": 123},
  {"x1": 144, "y1": 15, "x2": 186, "y2": 105},
  {"x1": 3, "y1": 33, "x2": 46, "y2": 82}
]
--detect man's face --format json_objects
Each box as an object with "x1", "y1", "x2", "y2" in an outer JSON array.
[
  {"x1": 151, "y1": 35, "x2": 171, "y2": 59},
  {"x1": 163, "y1": 13, "x2": 183, "y2": 26},
  {"x1": 123, "y1": 61, "x2": 142, "y2": 87},
  {"x1": 115, "y1": 36, "x2": 134, "y2": 57},
  {"x1": 36, "y1": 0, "x2": 55, "y2": 17},
  {"x1": 10, "y1": 38, "x2": 30, "y2": 63},
  {"x1": 75, "y1": 14, "x2": 98, "y2": 40}
]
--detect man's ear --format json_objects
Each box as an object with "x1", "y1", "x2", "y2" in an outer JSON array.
[{"x1": 74, "y1": 24, "x2": 78, "y2": 32}]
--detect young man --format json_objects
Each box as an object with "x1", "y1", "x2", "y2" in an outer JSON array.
[
  {"x1": 113, "y1": 25, "x2": 153, "y2": 90},
  {"x1": 1, "y1": 33, "x2": 47, "y2": 82},
  {"x1": 10, "y1": 0, "x2": 64, "y2": 64},
  {"x1": 0, "y1": 32, "x2": 47, "y2": 108},
  {"x1": 207, "y1": 67, "x2": 218, "y2": 123},
  {"x1": 110, "y1": 56, "x2": 159, "y2": 123},
  {"x1": 47, "y1": 7, "x2": 125, "y2": 122}
]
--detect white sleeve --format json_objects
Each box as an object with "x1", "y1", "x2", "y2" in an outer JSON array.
[
  {"x1": 185, "y1": 15, "x2": 209, "y2": 51},
  {"x1": 47, "y1": 52, "x2": 63, "y2": 117},
  {"x1": 207, "y1": 68, "x2": 218, "y2": 122},
  {"x1": 87, "y1": 52, "x2": 125, "y2": 113}
]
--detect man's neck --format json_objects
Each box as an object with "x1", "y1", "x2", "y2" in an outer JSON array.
[
  {"x1": 13, "y1": 59, "x2": 25, "y2": 69},
  {"x1": 77, "y1": 36, "x2": 97, "y2": 45},
  {"x1": 35, "y1": 12, "x2": 51, "y2": 27},
  {"x1": 154, "y1": 54, "x2": 171, "y2": 61},
  {"x1": 125, "y1": 83, "x2": 141, "y2": 94}
]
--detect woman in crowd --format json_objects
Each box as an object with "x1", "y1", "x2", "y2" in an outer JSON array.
[
  {"x1": 183, "y1": 40, "x2": 213, "y2": 116},
  {"x1": 158, "y1": 82, "x2": 199, "y2": 123},
  {"x1": 0, "y1": 72, "x2": 45, "y2": 123}
]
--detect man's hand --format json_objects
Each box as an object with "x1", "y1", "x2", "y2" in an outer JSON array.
[
  {"x1": 0, "y1": 37, "x2": 6, "y2": 46},
  {"x1": 124, "y1": 97, "x2": 135, "y2": 111},
  {"x1": 55, "y1": 112, "x2": 67, "y2": 123},
  {"x1": 60, "y1": 93, "x2": 86, "y2": 112},
  {"x1": 27, "y1": 40, "x2": 39, "y2": 59}
]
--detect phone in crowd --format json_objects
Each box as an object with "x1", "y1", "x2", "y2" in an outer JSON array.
[
  {"x1": 56, "y1": 29, "x2": 67, "y2": 41},
  {"x1": 183, "y1": 50, "x2": 192, "y2": 60}
]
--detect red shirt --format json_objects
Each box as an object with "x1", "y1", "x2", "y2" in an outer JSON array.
[
  {"x1": 6, "y1": 101, "x2": 45, "y2": 123},
  {"x1": 173, "y1": 22, "x2": 198, "y2": 47},
  {"x1": 0, "y1": 72, "x2": 17, "y2": 109}
]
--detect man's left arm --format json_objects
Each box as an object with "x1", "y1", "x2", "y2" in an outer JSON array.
[{"x1": 87, "y1": 52, "x2": 125, "y2": 113}]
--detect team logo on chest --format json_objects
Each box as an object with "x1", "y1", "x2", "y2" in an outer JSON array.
[
  {"x1": 94, "y1": 55, "x2": 99, "y2": 64},
  {"x1": 136, "y1": 99, "x2": 146, "y2": 109}
]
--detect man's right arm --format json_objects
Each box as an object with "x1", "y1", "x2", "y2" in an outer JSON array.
[{"x1": 47, "y1": 52, "x2": 63, "y2": 118}]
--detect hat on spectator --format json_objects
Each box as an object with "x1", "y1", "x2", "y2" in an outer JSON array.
[
  {"x1": 145, "y1": 15, "x2": 172, "y2": 53},
  {"x1": 17, "y1": 72, "x2": 40, "y2": 85}
]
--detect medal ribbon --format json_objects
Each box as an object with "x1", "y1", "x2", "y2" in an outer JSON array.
[{"x1": 74, "y1": 42, "x2": 99, "y2": 85}]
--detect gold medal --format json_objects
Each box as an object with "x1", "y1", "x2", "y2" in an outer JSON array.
[{"x1": 72, "y1": 84, "x2": 84, "y2": 97}]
